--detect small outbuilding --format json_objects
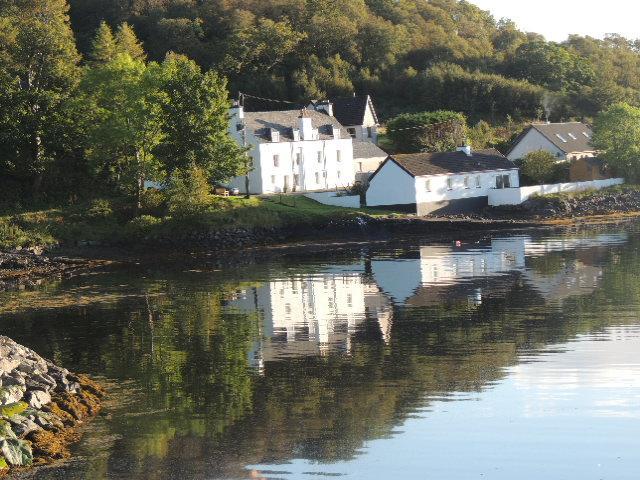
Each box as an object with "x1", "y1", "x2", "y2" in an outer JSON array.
[{"x1": 366, "y1": 147, "x2": 519, "y2": 215}]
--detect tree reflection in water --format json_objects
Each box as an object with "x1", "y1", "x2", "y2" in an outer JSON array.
[{"x1": 0, "y1": 225, "x2": 638, "y2": 479}]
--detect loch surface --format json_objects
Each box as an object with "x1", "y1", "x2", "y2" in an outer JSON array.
[{"x1": 2, "y1": 224, "x2": 640, "y2": 479}]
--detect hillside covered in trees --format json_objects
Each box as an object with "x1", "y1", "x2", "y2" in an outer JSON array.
[{"x1": 68, "y1": 0, "x2": 640, "y2": 121}]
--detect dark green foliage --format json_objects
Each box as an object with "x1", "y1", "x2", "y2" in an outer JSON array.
[
  {"x1": 386, "y1": 111, "x2": 467, "y2": 153},
  {"x1": 519, "y1": 151, "x2": 560, "y2": 185}
]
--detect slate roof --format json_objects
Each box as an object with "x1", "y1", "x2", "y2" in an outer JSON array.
[
  {"x1": 353, "y1": 141, "x2": 388, "y2": 160},
  {"x1": 327, "y1": 95, "x2": 378, "y2": 127},
  {"x1": 243, "y1": 109, "x2": 344, "y2": 143},
  {"x1": 511, "y1": 122, "x2": 595, "y2": 155},
  {"x1": 379, "y1": 149, "x2": 516, "y2": 178}
]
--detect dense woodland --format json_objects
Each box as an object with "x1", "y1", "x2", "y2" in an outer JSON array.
[
  {"x1": 67, "y1": 0, "x2": 640, "y2": 119},
  {"x1": 3, "y1": 0, "x2": 640, "y2": 205}
]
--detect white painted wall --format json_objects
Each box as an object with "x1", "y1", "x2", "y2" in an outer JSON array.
[
  {"x1": 488, "y1": 178, "x2": 624, "y2": 206},
  {"x1": 305, "y1": 191, "x2": 361, "y2": 208},
  {"x1": 507, "y1": 129, "x2": 565, "y2": 161},
  {"x1": 366, "y1": 160, "x2": 417, "y2": 207},
  {"x1": 414, "y1": 169, "x2": 520, "y2": 204},
  {"x1": 227, "y1": 109, "x2": 355, "y2": 194},
  {"x1": 367, "y1": 159, "x2": 519, "y2": 207}
]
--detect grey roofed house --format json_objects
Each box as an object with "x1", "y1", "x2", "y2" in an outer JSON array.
[
  {"x1": 380, "y1": 148, "x2": 516, "y2": 178},
  {"x1": 328, "y1": 95, "x2": 379, "y2": 127},
  {"x1": 242, "y1": 109, "x2": 344, "y2": 142},
  {"x1": 352, "y1": 141, "x2": 387, "y2": 160},
  {"x1": 506, "y1": 122, "x2": 596, "y2": 161}
]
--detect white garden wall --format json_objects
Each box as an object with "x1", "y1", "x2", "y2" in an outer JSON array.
[
  {"x1": 305, "y1": 192, "x2": 361, "y2": 208},
  {"x1": 488, "y1": 178, "x2": 624, "y2": 206}
]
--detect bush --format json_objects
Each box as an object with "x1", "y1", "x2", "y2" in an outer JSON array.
[
  {"x1": 140, "y1": 188, "x2": 167, "y2": 217},
  {"x1": 520, "y1": 151, "x2": 559, "y2": 185},
  {"x1": 166, "y1": 165, "x2": 214, "y2": 217},
  {"x1": 386, "y1": 110, "x2": 467, "y2": 153},
  {"x1": 85, "y1": 199, "x2": 114, "y2": 220}
]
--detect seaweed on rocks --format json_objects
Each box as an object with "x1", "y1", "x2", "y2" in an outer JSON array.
[{"x1": 0, "y1": 336, "x2": 105, "y2": 474}]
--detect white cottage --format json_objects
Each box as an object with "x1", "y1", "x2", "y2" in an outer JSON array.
[
  {"x1": 506, "y1": 122, "x2": 597, "y2": 162},
  {"x1": 227, "y1": 106, "x2": 355, "y2": 195},
  {"x1": 366, "y1": 147, "x2": 519, "y2": 215}
]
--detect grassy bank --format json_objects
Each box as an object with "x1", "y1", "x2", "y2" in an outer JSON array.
[{"x1": 0, "y1": 196, "x2": 400, "y2": 250}]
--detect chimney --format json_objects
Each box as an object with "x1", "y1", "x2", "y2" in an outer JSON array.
[
  {"x1": 315, "y1": 100, "x2": 334, "y2": 117},
  {"x1": 299, "y1": 108, "x2": 313, "y2": 140},
  {"x1": 457, "y1": 144, "x2": 472, "y2": 156},
  {"x1": 332, "y1": 126, "x2": 341, "y2": 139},
  {"x1": 269, "y1": 128, "x2": 280, "y2": 142},
  {"x1": 230, "y1": 101, "x2": 244, "y2": 120}
]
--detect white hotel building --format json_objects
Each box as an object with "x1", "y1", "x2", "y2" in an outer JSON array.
[{"x1": 227, "y1": 105, "x2": 356, "y2": 195}]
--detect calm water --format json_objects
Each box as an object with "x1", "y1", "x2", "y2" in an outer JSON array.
[{"x1": 2, "y1": 224, "x2": 640, "y2": 479}]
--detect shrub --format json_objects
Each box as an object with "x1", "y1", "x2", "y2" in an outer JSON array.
[
  {"x1": 520, "y1": 151, "x2": 559, "y2": 185},
  {"x1": 85, "y1": 199, "x2": 114, "y2": 220},
  {"x1": 166, "y1": 165, "x2": 214, "y2": 217},
  {"x1": 140, "y1": 188, "x2": 167, "y2": 217}
]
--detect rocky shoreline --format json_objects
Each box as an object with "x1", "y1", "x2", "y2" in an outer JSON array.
[
  {"x1": 0, "y1": 336, "x2": 104, "y2": 474},
  {"x1": 0, "y1": 251, "x2": 103, "y2": 293}
]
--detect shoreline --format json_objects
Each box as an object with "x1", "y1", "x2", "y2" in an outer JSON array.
[{"x1": 2, "y1": 211, "x2": 639, "y2": 289}]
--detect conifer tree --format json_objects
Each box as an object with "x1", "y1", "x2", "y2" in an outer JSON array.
[
  {"x1": 90, "y1": 21, "x2": 117, "y2": 64},
  {"x1": 115, "y1": 22, "x2": 146, "y2": 62}
]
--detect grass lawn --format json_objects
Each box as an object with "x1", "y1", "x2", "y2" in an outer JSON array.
[{"x1": 0, "y1": 195, "x2": 405, "y2": 250}]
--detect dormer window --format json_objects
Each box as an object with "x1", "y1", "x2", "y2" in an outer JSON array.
[
  {"x1": 347, "y1": 127, "x2": 357, "y2": 138},
  {"x1": 292, "y1": 129, "x2": 300, "y2": 141}
]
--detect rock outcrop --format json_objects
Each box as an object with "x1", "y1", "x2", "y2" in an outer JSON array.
[{"x1": 0, "y1": 336, "x2": 104, "y2": 474}]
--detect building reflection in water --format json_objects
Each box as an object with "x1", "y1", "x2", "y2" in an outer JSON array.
[{"x1": 229, "y1": 232, "x2": 628, "y2": 368}]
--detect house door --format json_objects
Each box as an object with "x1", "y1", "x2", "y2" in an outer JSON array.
[{"x1": 283, "y1": 175, "x2": 290, "y2": 193}]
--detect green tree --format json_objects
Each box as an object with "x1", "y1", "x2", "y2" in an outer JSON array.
[
  {"x1": 90, "y1": 21, "x2": 117, "y2": 64},
  {"x1": 0, "y1": 0, "x2": 81, "y2": 197},
  {"x1": 81, "y1": 53, "x2": 163, "y2": 209},
  {"x1": 592, "y1": 102, "x2": 640, "y2": 182},
  {"x1": 115, "y1": 22, "x2": 146, "y2": 62},
  {"x1": 156, "y1": 53, "x2": 246, "y2": 184},
  {"x1": 166, "y1": 164, "x2": 214, "y2": 216},
  {"x1": 520, "y1": 150, "x2": 558, "y2": 185},
  {"x1": 386, "y1": 111, "x2": 467, "y2": 153}
]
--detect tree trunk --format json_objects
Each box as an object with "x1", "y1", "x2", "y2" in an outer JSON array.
[{"x1": 136, "y1": 150, "x2": 144, "y2": 215}]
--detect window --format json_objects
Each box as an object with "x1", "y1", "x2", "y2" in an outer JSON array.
[
  {"x1": 425, "y1": 179, "x2": 431, "y2": 192},
  {"x1": 446, "y1": 177, "x2": 453, "y2": 190},
  {"x1": 336, "y1": 150, "x2": 342, "y2": 162},
  {"x1": 293, "y1": 174, "x2": 300, "y2": 187},
  {"x1": 271, "y1": 175, "x2": 276, "y2": 184},
  {"x1": 475, "y1": 176, "x2": 481, "y2": 188},
  {"x1": 568, "y1": 133, "x2": 577, "y2": 140},
  {"x1": 295, "y1": 152, "x2": 301, "y2": 165},
  {"x1": 323, "y1": 171, "x2": 328, "y2": 178},
  {"x1": 495, "y1": 174, "x2": 511, "y2": 189},
  {"x1": 315, "y1": 172, "x2": 320, "y2": 184},
  {"x1": 271, "y1": 131, "x2": 280, "y2": 142},
  {"x1": 337, "y1": 170, "x2": 341, "y2": 179},
  {"x1": 347, "y1": 127, "x2": 357, "y2": 138},
  {"x1": 317, "y1": 151, "x2": 322, "y2": 163},
  {"x1": 358, "y1": 162, "x2": 363, "y2": 172},
  {"x1": 273, "y1": 155, "x2": 280, "y2": 167},
  {"x1": 463, "y1": 176, "x2": 470, "y2": 189},
  {"x1": 367, "y1": 126, "x2": 373, "y2": 138},
  {"x1": 555, "y1": 133, "x2": 568, "y2": 143},
  {"x1": 582, "y1": 132, "x2": 591, "y2": 138}
]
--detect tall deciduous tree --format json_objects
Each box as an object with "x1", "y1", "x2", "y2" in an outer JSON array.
[
  {"x1": 0, "y1": 0, "x2": 81, "y2": 196},
  {"x1": 592, "y1": 102, "x2": 640, "y2": 182},
  {"x1": 156, "y1": 53, "x2": 246, "y2": 184},
  {"x1": 81, "y1": 53, "x2": 163, "y2": 208}
]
